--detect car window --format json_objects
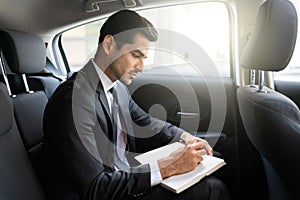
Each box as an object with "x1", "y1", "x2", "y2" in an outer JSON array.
[
  {"x1": 62, "y1": 2, "x2": 230, "y2": 77},
  {"x1": 274, "y1": 0, "x2": 300, "y2": 81},
  {"x1": 61, "y1": 20, "x2": 104, "y2": 72}
]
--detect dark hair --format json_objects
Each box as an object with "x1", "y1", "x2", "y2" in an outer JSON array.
[{"x1": 98, "y1": 10, "x2": 158, "y2": 48}]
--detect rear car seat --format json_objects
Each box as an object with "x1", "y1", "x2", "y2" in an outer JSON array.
[
  {"x1": 0, "y1": 82, "x2": 46, "y2": 200},
  {"x1": 0, "y1": 30, "x2": 60, "y2": 161},
  {"x1": 0, "y1": 29, "x2": 79, "y2": 199}
]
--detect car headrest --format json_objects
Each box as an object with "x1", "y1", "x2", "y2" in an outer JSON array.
[
  {"x1": 0, "y1": 83, "x2": 13, "y2": 137},
  {"x1": 240, "y1": 0, "x2": 298, "y2": 72},
  {"x1": 0, "y1": 30, "x2": 46, "y2": 74}
]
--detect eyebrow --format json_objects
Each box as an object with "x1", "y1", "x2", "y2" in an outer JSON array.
[{"x1": 132, "y1": 49, "x2": 147, "y2": 59}]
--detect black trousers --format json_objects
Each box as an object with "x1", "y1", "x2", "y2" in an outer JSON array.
[{"x1": 134, "y1": 176, "x2": 231, "y2": 200}]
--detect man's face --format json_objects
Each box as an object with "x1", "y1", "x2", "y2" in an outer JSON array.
[{"x1": 108, "y1": 32, "x2": 150, "y2": 85}]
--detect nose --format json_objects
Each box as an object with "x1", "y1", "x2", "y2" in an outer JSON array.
[{"x1": 135, "y1": 58, "x2": 144, "y2": 72}]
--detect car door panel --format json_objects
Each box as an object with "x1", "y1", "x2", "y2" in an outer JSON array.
[
  {"x1": 129, "y1": 74, "x2": 235, "y2": 136},
  {"x1": 128, "y1": 73, "x2": 241, "y2": 196}
]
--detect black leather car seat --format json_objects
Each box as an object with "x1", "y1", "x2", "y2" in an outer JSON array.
[
  {"x1": 0, "y1": 30, "x2": 66, "y2": 199},
  {"x1": 0, "y1": 82, "x2": 46, "y2": 200},
  {"x1": 0, "y1": 30, "x2": 60, "y2": 161},
  {"x1": 237, "y1": 0, "x2": 299, "y2": 199}
]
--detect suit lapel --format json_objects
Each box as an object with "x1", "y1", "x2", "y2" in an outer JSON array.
[
  {"x1": 97, "y1": 84, "x2": 112, "y2": 123},
  {"x1": 96, "y1": 82, "x2": 118, "y2": 144},
  {"x1": 80, "y1": 60, "x2": 115, "y2": 143}
]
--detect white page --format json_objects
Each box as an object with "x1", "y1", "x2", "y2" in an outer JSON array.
[{"x1": 135, "y1": 142, "x2": 184, "y2": 164}]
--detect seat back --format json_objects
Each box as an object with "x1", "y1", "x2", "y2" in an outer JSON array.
[
  {"x1": 237, "y1": 86, "x2": 300, "y2": 199},
  {"x1": 0, "y1": 82, "x2": 46, "y2": 200},
  {"x1": 0, "y1": 30, "x2": 60, "y2": 160},
  {"x1": 237, "y1": 0, "x2": 299, "y2": 199},
  {"x1": 0, "y1": 29, "x2": 79, "y2": 199}
]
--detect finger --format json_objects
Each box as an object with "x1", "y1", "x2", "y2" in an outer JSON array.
[
  {"x1": 202, "y1": 141, "x2": 213, "y2": 156},
  {"x1": 197, "y1": 153, "x2": 204, "y2": 163},
  {"x1": 208, "y1": 149, "x2": 213, "y2": 156},
  {"x1": 191, "y1": 137, "x2": 202, "y2": 144},
  {"x1": 189, "y1": 141, "x2": 205, "y2": 150},
  {"x1": 199, "y1": 149, "x2": 207, "y2": 157}
]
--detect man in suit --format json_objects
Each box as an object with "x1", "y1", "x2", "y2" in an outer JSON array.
[{"x1": 44, "y1": 9, "x2": 230, "y2": 200}]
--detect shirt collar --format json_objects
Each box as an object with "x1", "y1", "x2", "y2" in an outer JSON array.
[{"x1": 92, "y1": 59, "x2": 116, "y2": 93}]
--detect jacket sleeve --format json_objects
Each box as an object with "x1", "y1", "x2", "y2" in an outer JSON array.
[{"x1": 44, "y1": 81, "x2": 153, "y2": 200}]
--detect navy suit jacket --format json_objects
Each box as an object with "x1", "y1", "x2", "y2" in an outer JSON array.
[{"x1": 43, "y1": 60, "x2": 183, "y2": 200}]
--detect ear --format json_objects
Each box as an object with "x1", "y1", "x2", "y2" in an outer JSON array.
[{"x1": 102, "y1": 35, "x2": 115, "y2": 55}]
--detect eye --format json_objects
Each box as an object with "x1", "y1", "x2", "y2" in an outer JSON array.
[{"x1": 131, "y1": 52, "x2": 141, "y2": 58}]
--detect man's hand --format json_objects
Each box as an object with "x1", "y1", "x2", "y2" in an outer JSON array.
[
  {"x1": 158, "y1": 142, "x2": 208, "y2": 179},
  {"x1": 181, "y1": 132, "x2": 213, "y2": 156}
]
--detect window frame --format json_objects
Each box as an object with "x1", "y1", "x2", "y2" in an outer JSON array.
[{"x1": 54, "y1": 1, "x2": 236, "y2": 79}]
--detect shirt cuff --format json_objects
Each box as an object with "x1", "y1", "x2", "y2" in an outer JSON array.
[{"x1": 149, "y1": 161, "x2": 162, "y2": 186}]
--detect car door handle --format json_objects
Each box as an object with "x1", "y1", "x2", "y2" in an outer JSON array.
[{"x1": 176, "y1": 112, "x2": 199, "y2": 118}]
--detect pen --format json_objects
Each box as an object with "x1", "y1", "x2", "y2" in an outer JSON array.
[{"x1": 179, "y1": 137, "x2": 186, "y2": 146}]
